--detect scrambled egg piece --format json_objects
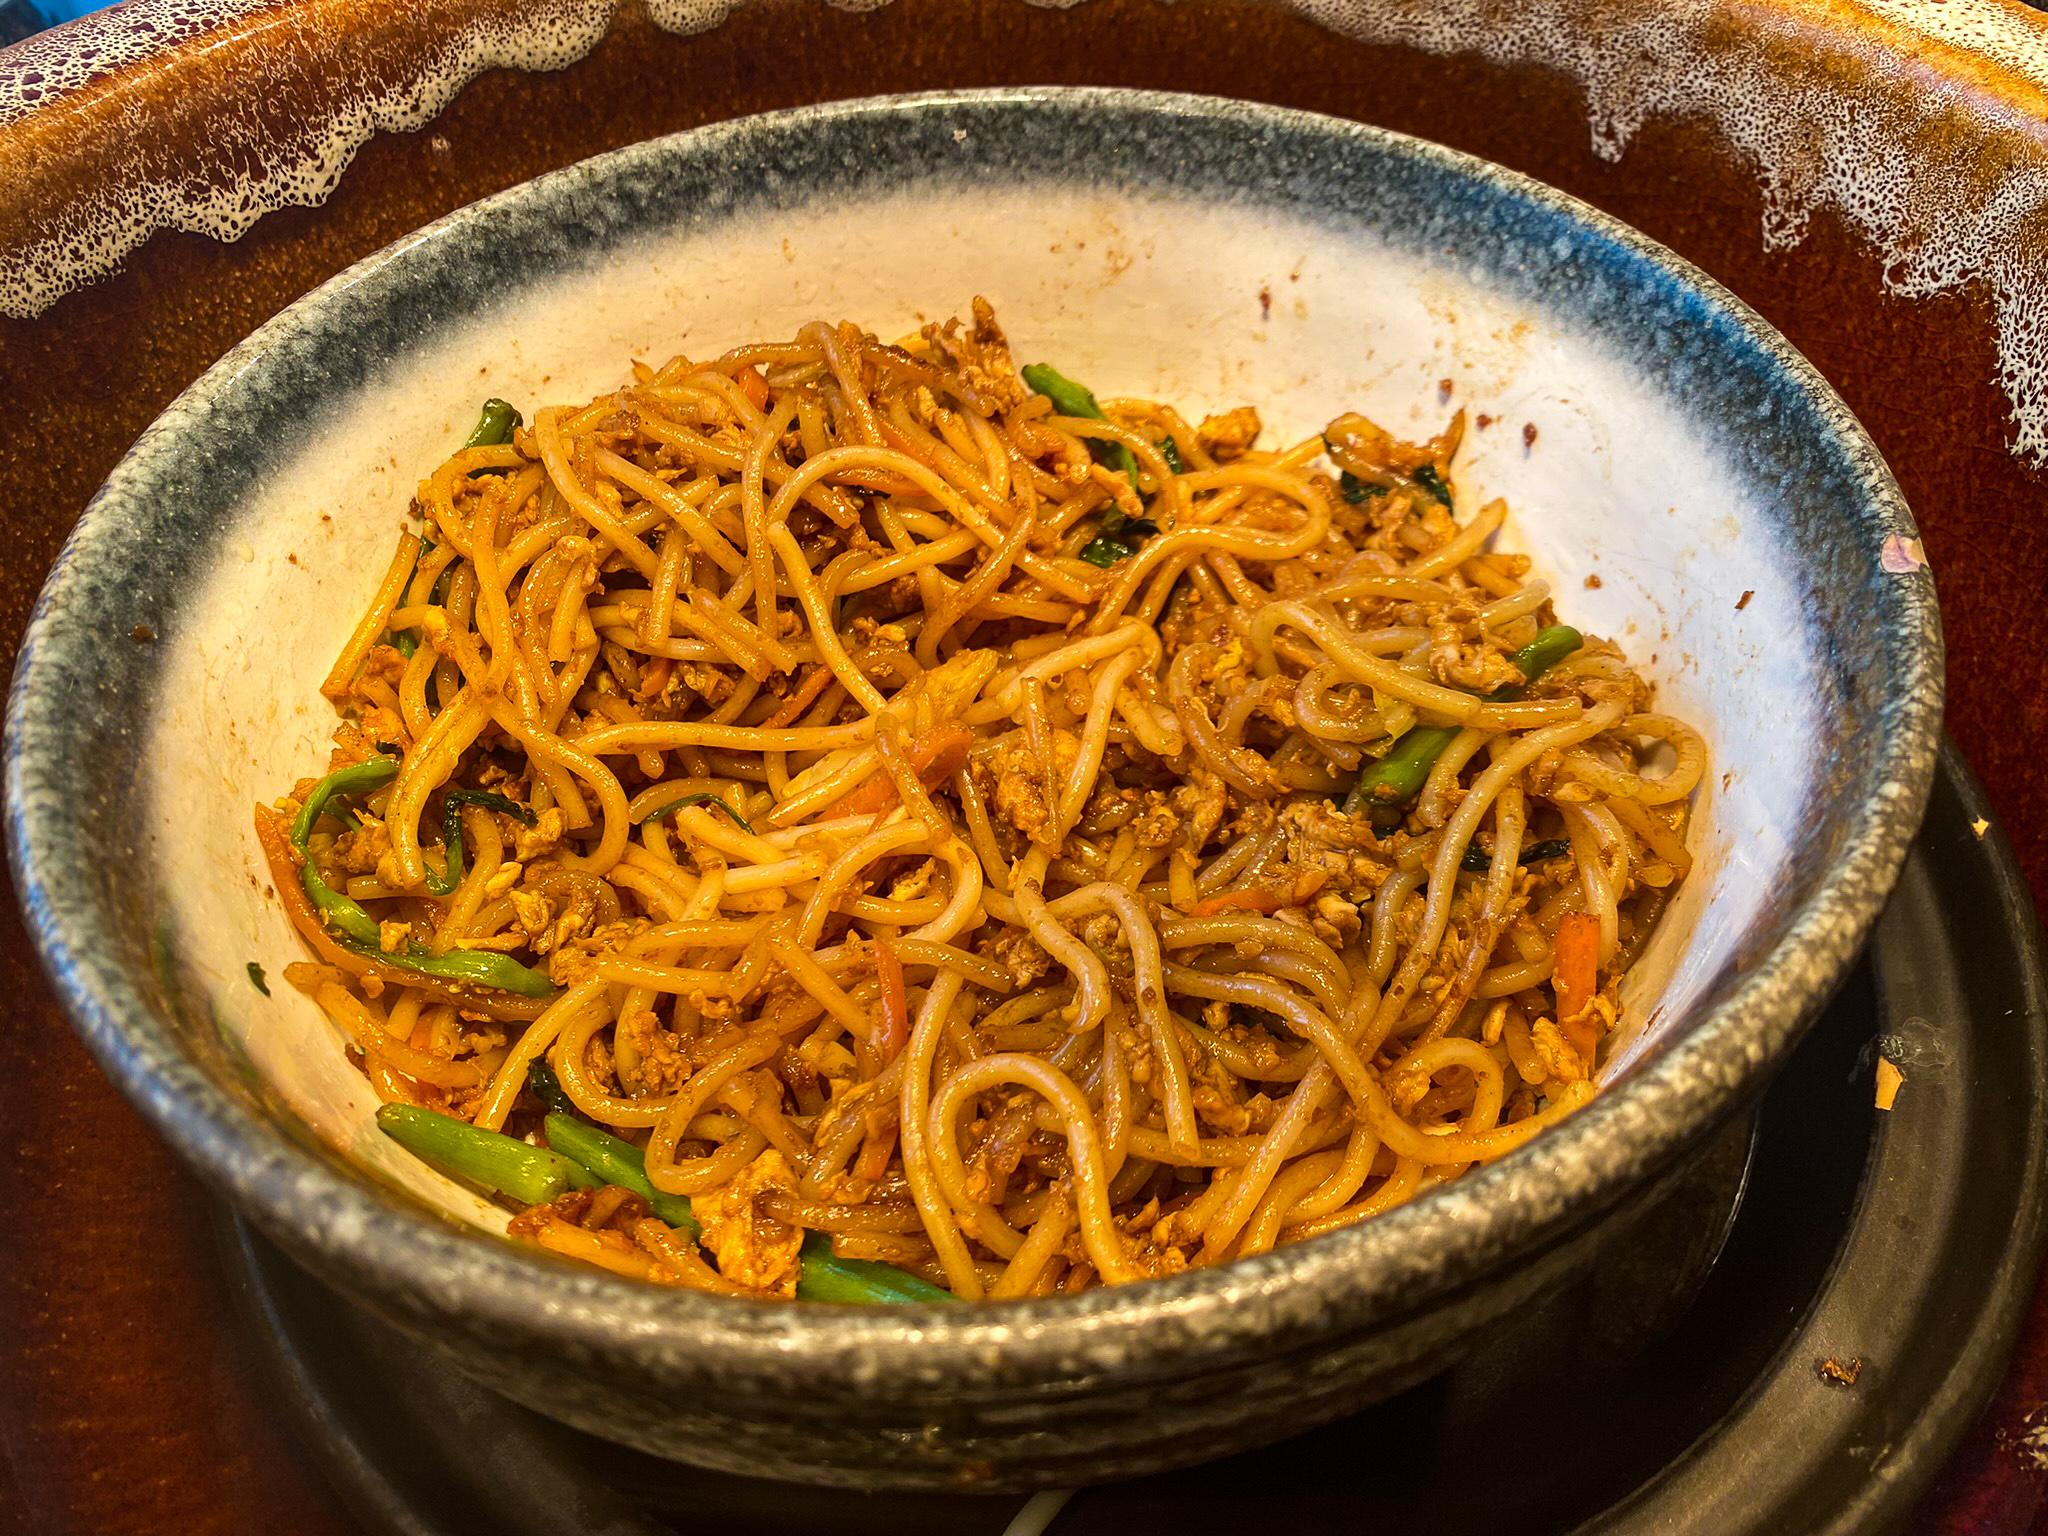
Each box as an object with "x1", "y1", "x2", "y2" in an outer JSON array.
[
  {"x1": 985, "y1": 728, "x2": 1082, "y2": 849},
  {"x1": 691, "y1": 1149, "x2": 804, "y2": 1297},
  {"x1": 1531, "y1": 1019, "x2": 1589, "y2": 1083},
  {"x1": 616, "y1": 1009, "x2": 692, "y2": 1096},
  {"x1": 1196, "y1": 406, "x2": 1261, "y2": 462},
  {"x1": 513, "y1": 807, "x2": 566, "y2": 861},
  {"x1": 920, "y1": 297, "x2": 1029, "y2": 416}
]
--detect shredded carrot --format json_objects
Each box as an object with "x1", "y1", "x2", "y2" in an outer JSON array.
[
  {"x1": 1188, "y1": 888, "x2": 1286, "y2": 918},
  {"x1": 632, "y1": 654, "x2": 673, "y2": 703},
  {"x1": 854, "y1": 1122, "x2": 899, "y2": 1183},
  {"x1": 1553, "y1": 912, "x2": 1600, "y2": 1018},
  {"x1": 913, "y1": 730, "x2": 975, "y2": 790},
  {"x1": 1562, "y1": 1016, "x2": 1599, "y2": 1071},
  {"x1": 761, "y1": 664, "x2": 831, "y2": 729},
  {"x1": 734, "y1": 365, "x2": 770, "y2": 411},
  {"x1": 872, "y1": 941, "x2": 909, "y2": 1061},
  {"x1": 1553, "y1": 912, "x2": 1601, "y2": 1060},
  {"x1": 821, "y1": 725, "x2": 973, "y2": 821},
  {"x1": 1187, "y1": 871, "x2": 1329, "y2": 919}
]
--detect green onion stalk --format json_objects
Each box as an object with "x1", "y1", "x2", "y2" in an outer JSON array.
[
  {"x1": 291, "y1": 757, "x2": 555, "y2": 997},
  {"x1": 373, "y1": 1099, "x2": 952, "y2": 1304},
  {"x1": 1023, "y1": 362, "x2": 1167, "y2": 568},
  {"x1": 463, "y1": 398, "x2": 522, "y2": 450},
  {"x1": 538, "y1": 1113, "x2": 953, "y2": 1304},
  {"x1": 1347, "y1": 624, "x2": 1584, "y2": 830}
]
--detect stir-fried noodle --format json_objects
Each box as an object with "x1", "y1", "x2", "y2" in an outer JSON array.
[{"x1": 260, "y1": 300, "x2": 1704, "y2": 1301}]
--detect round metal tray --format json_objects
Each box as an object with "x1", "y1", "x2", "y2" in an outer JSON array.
[{"x1": 217, "y1": 739, "x2": 2048, "y2": 1536}]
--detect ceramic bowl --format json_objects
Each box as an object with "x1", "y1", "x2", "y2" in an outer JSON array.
[{"x1": 4, "y1": 87, "x2": 1941, "y2": 1490}]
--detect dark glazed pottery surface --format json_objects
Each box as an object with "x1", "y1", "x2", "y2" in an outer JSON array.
[{"x1": 5, "y1": 88, "x2": 1940, "y2": 1486}]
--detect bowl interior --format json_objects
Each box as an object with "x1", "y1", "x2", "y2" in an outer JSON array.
[{"x1": 13, "y1": 90, "x2": 1935, "y2": 1258}]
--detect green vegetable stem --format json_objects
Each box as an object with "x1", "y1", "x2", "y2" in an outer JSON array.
[
  {"x1": 1339, "y1": 471, "x2": 1383, "y2": 506},
  {"x1": 526, "y1": 1059, "x2": 579, "y2": 1117},
  {"x1": 1074, "y1": 508, "x2": 1161, "y2": 569},
  {"x1": 377, "y1": 1103, "x2": 598, "y2": 1205},
  {"x1": 542, "y1": 1113, "x2": 699, "y2": 1233},
  {"x1": 634, "y1": 792, "x2": 755, "y2": 832},
  {"x1": 379, "y1": 946, "x2": 556, "y2": 996},
  {"x1": 425, "y1": 788, "x2": 537, "y2": 897},
  {"x1": 1346, "y1": 724, "x2": 1461, "y2": 826},
  {"x1": 463, "y1": 399, "x2": 522, "y2": 450},
  {"x1": 793, "y1": 1233, "x2": 956, "y2": 1305},
  {"x1": 292, "y1": 756, "x2": 401, "y2": 946},
  {"x1": 387, "y1": 537, "x2": 436, "y2": 659},
  {"x1": 292, "y1": 757, "x2": 556, "y2": 997},
  {"x1": 1459, "y1": 836, "x2": 1574, "y2": 873},
  {"x1": 540, "y1": 1113, "x2": 954, "y2": 1304},
  {"x1": 1022, "y1": 363, "x2": 1139, "y2": 488},
  {"x1": 1412, "y1": 462, "x2": 1454, "y2": 507},
  {"x1": 1348, "y1": 624, "x2": 1584, "y2": 828},
  {"x1": 1507, "y1": 624, "x2": 1585, "y2": 683}
]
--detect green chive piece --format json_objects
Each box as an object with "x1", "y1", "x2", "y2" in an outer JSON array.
[
  {"x1": 1347, "y1": 626, "x2": 1585, "y2": 829},
  {"x1": 540, "y1": 1114, "x2": 955, "y2": 1303},
  {"x1": 290, "y1": 756, "x2": 399, "y2": 847},
  {"x1": 634, "y1": 792, "x2": 756, "y2": 833},
  {"x1": 543, "y1": 1113, "x2": 699, "y2": 1235},
  {"x1": 1022, "y1": 363, "x2": 1139, "y2": 487},
  {"x1": 1508, "y1": 625, "x2": 1584, "y2": 686},
  {"x1": 794, "y1": 1232, "x2": 957, "y2": 1304},
  {"x1": 291, "y1": 757, "x2": 399, "y2": 947},
  {"x1": 1339, "y1": 471, "x2": 1386, "y2": 505},
  {"x1": 425, "y1": 787, "x2": 537, "y2": 898},
  {"x1": 462, "y1": 399, "x2": 522, "y2": 450},
  {"x1": 1348, "y1": 725, "x2": 1460, "y2": 826},
  {"x1": 344, "y1": 940, "x2": 556, "y2": 998},
  {"x1": 1077, "y1": 535, "x2": 1136, "y2": 567},
  {"x1": 527, "y1": 1059, "x2": 579, "y2": 1117},
  {"x1": 1460, "y1": 836, "x2": 1575, "y2": 873},
  {"x1": 377, "y1": 1103, "x2": 597, "y2": 1204},
  {"x1": 1412, "y1": 463, "x2": 1453, "y2": 507}
]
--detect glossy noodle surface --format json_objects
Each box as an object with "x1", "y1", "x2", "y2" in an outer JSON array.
[{"x1": 260, "y1": 302, "x2": 1704, "y2": 1301}]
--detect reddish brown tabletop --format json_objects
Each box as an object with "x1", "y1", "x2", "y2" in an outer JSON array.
[{"x1": 2, "y1": 2, "x2": 2047, "y2": 1529}]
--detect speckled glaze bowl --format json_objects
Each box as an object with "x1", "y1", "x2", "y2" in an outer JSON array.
[{"x1": 5, "y1": 88, "x2": 1940, "y2": 1490}]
